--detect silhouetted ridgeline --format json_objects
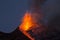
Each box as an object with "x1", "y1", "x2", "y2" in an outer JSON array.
[{"x1": 0, "y1": 27, "x2": 30, "y2": 40}]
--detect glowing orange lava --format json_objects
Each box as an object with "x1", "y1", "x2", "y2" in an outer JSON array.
[
  {"x1": 19, "y1": 11, "x2": 34, "y2": 31},
  {"x1": 19, "y1": 11, "x2": 35, "y2": 40}
]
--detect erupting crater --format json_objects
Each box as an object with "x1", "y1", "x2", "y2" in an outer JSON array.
[{"x1": 19, "y1": 11, "x2": 45, "y2": 40}]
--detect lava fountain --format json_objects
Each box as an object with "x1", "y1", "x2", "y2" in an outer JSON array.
[
  {"x1": 19, "y1": 0, "x2": 46, "y2": 40},
  {"x1": 19, "y1": 11, "x2": 35, "y2": 40},
  {"x1": 19, "y1": 11, "x2": 45, "y2": 40}
]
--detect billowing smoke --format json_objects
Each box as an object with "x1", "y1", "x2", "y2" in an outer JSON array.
[{"x1": 41, "y1": 0, "x2": 60, "y2": 40}]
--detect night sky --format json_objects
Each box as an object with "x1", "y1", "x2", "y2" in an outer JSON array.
[
  {"x1": 0, "y1": 0, "x2": 29, "y2": 33},
  {"x1": 0, "y1": 0, "x2": 60, "y2": 33}
]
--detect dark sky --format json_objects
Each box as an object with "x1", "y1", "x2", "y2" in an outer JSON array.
[
  {"x1": 0, "y1": 0, "x2": 29, "y2": 33},
  {"x1": 0, "y1": 0, "x2": 60, "y2": 33}
]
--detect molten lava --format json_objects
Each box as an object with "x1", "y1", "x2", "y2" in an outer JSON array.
[
  {"x1": 19, "y1": 11, "x2": 35, "y2": 40},
  {"x1": 19, "y1": 11, "x2": 34, "y2": 31},
  {"x1": 19, "y1": 11, "x2": 44, "y2": 40}
]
